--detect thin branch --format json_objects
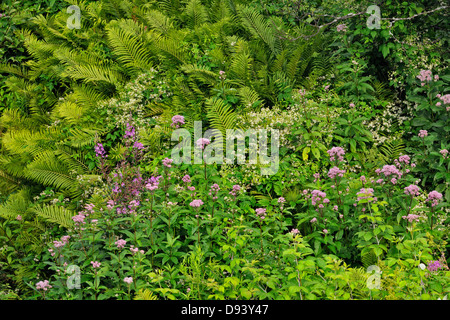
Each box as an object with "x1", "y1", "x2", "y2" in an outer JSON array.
[{"x1": 272, "y1": 5, "x2": 449, "y2": 41}]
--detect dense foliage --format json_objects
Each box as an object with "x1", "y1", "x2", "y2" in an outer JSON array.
[{"x1": 0, "y1": 0, "x2": 449, "y2": 300}]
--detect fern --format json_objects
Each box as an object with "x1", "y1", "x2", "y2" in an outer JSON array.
[
  {"x1": 206, "y1": 97, "x2": 238, "y2": 137},
  {"x1": 134, "y1": 288, "x2": 158, "y2": 300},
  {"x1": 107, "y1": 25, "x2": 154, "y2": 76},
  {"x1": 31, "y1": 204, "x2": 75, "y2": 229}
]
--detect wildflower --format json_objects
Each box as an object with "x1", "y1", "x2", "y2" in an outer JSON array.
[
  {"x1": 91, "y1": 261, "x2": 101, "y2": 269},
  {"x1": 130, "y1": 245, "x2": 139, "y2": 254},
  {"x1": 115, "y1": 239, "x2": 127, "y2": 249},
  {"x1": 398, "y1": 155, "x2": 410, "y2": 165},
  {"x1": 427, "y1": 261, "x2": 442, "y2": 272},
  {"x1": 189, "y1": 199, "x2": 204, "y2": 208},
  {"x1": 278, "y1": 197, "x2": 286, "y2": 204},
  {"x1": 106, "y1": 199, "x2": 115, "y2": 210},
  {"x1": 61, "y1": 235, "x2": 70, "y2": 244},
  {"x1": 427, "y1": 191, "x2": 443, "y2": 207},
  {"x1": 36, "y1": 280, "x2": 52, "y2": 291},
  {"x1": 72, "y1": 214, "x2": 86, "y2": 225},
  {"x1": 255, "y1": 208, "x2": 266, "y2": 219},
  {"x1": 229, "y1": 185, "x2": 241, "y2": 197},
  {"x1": 418, "y1": 130, "x2": 428, "y2": 138},
  {"x1": 182, "y1": 175, "x2": 191, "y2": 183},
  {"x1": 327, "y1": 147, "x2": 345, "y2": 162},
  {"x1": 162, "y1": 157, "x2": 173, "y2": 168},
  {"x1": 323, "y1": 229, "x2": 328, "y2": 234},
  {"x1": 94, "y1": 143, "x2": 106, "y2": 158},
  {"x1": 417, "y1": 70, "x2": 433, "y2": 83},
  {"x1": 133, "y1": 141, "x2": 144, "y2": 150},
  {"x1": 170, "y1": 115, "x2": 185, "y2": 128},
  {"x1": 124, "y1": 277, "x2": 133, "y2": 285},
  {"x1": 404, "y1": 184, "x2": 420, "y2": 197},
  {"x1": 16, "y1": 215, "x2": 22, "y2": 221},
  {"x1": 145, "y1": 176, "x2": 162, "y2": 191},
  {"x1": 310, "y1": 217, "x2": 317, "y2": 223},
  {"x1": 219, "y1": 70, "x2": 226, "y2": 80},
  {"x1": 124, "y1": 123, "x2": 136, "y2": 139},
  {"x1": 349, "y1": 103, "x2": 355, "y2": 108},
  {"x1": 311, "y1": 190, "x2": 327, "y2": 206},
  {"x1": 327, "y1": 166, "x2": 345, "y2": 179},
  {"x1": 313, "y1": 172, "x2": 320, "y2": 182},
  {"x1": 196, "y1": 138, "x2": 210, "y2": 150},
  {"x1": 336, "y1": 24, "x2": 347, "y2": 32},
  {"x1": 290, "y1": 228, "x2": 299, "y2": 235},
  {"x1": 439, "y1": 94, "x2": 450, "y2": 104},
  {"x1": 402, "y1": 214, "x2": 420, "y2": 223},
  {"x1": 333, "y1": 205, "x2": 338, "y2": 211},
  {"x1": 440, "y1": 149, "x2": 449, "y2": 159}
]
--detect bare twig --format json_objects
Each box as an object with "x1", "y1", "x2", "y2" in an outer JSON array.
[{"x1": 272, "y1": 5, "x2": 449, "y2": 41}]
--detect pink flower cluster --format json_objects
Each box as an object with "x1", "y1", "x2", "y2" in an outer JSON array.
[
  {"x1": 427, "y1": 260, "x2": 442, "y2": 272},
  {"x1": 375, "y1": 164, "x2": 402, "y2": 183},
  {"x1": 438, "y1": 94, "x2": 450, "y2": 106},
  {"x1": 182, "y1": 175, "x2": 191, "y2": 183},
  {"x1": 255, "y1": 208, "x2": 267, "y2": 220},
  {"x1": 130, "y1": 245, "x2": 144, "y2": 255},
  {"x1": 95, "y1": 143, "x2": 106, "y2": 158},
  {"x1": 404, "y1": 184, "x2": 420, "y2": 197},
  {"x1": 145, "y1": 175, "x2": 162, "y2": 191},
  {"x1": 209, "y1": 184, "x2": 220, "y2": 200},
  {"x1": 397, "y1": 155, "x2": 410, "y2": 165},
  {"x1": 336, "y1": 24, "x2": 347, "y2": 32},
  {"x1": 115, "y1": 239, "x2": 127, "y2": 249},
  {"x1": 328, "y1": 166, "x2": 345, "y2": 179},
  {"x1": 124, "y1": 276, "x2": 133, "y2": 284},
  {"x1": 327, "y1": 147, "x2": 345, "y2": 162},
  {"x1": 162, "y1": 157, "x2": 173, "y2": 168},
  {"x1": 290, "y1": 228, "x2": 299, "y2": 235},
  {"x1": 124, "y1": 123, "x2": 136, "y2": 139},
  {"x1": 91, "y1": 261, "x2": 101, "y2": 269},
  {"x1": 190, "y1": 199, "x2": 204, "y2": 208},
  {"x1": 36, "y1": 280, "x2": 52, "y2": 291},
  {"x1": 196, "y1": 138, "x2": 211, "y2": 150},
  {"x1": 427, "y1": 190, "x2": 443, "y2": 207},
  {"x1": 170, "y1": 115, "x2": 185, "y2": 128},
  {"x1": 417, "y1": 69, "x2": 433, "y2": 84},
  {"x1": 311, "y1": 190, "x2": 328, "y2": 208},
  {"x1": 440, "y1": 149, "x2": 449, "y2": 159},
  {"x1": 53, "y1": 235, "x2": 71, "y2": 248},
  {"x1": 402, "y1": 214, "x2": 420, "y2": 223},
  {"x1": 72, "y1": 213, "x2": 86, "y2": 225},
  {"x1": 418, "y1": 130, "x2": 428, "y2": 138},
  {"x1": 229, "y1": 184, "x2": 241, "y2": 197}
]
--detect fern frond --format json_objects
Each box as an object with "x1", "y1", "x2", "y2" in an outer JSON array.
[
  {"x1": 134, "y1": 288, "x2": 158, "y2": 300},
  {"x1": 107, "y1": 26, "x2": 154, "y2": 76},
  {"x1": 31, "y1": 204, "x2": 75, "y2": 229}
]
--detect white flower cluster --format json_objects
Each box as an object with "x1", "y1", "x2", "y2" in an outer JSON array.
[
  {"x1": 362, "y1": 99, "x2": 414, "y2": 146},
  {"x1": 98, "y1": 70, "x2": 173, "y2": 132}
]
